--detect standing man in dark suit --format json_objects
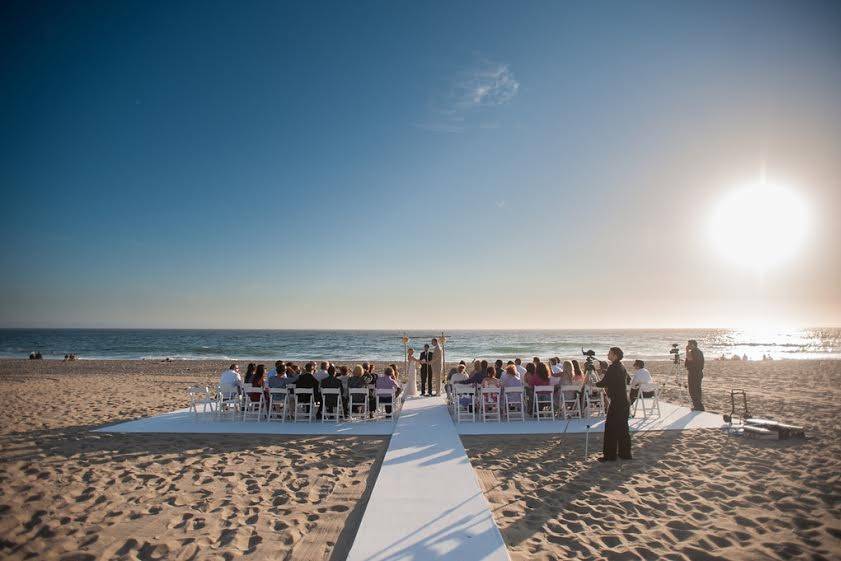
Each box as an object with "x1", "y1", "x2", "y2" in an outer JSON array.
[
  {"x1": 596, "y1": 346, "x2": 631, "y2": 462},
  {"x1": 685, "y1": 339, "x2": 705, "y2": 411},
  {"x1": 419, "y1": 344, "x2": 432, "y2": 397}
]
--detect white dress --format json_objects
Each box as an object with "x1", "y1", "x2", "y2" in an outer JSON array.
[{"x1": 405, "y1": 357, "x2": 419, "y2": 397}]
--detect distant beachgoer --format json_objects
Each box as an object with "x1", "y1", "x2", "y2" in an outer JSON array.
[
  {"x1": 29, "y1": 352, "x2": 36, "y2": 360},
  {"x1": 685, "y1": 340, "x2": 705, "y2": 411},
  {"x1": 742, "y1": 353, "x2": 749, "y2": 361}
]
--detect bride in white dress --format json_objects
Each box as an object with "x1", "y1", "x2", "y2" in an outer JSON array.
[{"x1": 404, "y1": 348, "x2": 419, "y2": 397}]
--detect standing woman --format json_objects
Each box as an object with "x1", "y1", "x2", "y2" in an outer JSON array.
[
  {"x1": 405, "y1": 348, "x2": 419, "y2": 398},
  {"x1": 596, "y1": 347, "x2": 631, "y2": 462}
]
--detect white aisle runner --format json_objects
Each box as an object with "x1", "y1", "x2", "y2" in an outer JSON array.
[{"x1": 346, "y1": 396, "x2": 511, "y2": 561}]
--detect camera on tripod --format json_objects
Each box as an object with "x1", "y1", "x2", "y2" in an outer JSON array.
[
  {"x1": 669, "y1": 343, "x2": 681, "y2": 364},
  {"x1": 581, "y1": 348, "x2": 598, "y2": 374}
]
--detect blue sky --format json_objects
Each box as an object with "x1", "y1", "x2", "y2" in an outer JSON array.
[{"x1": 1, "y1": 1, "x2": 840, "y2": 328}]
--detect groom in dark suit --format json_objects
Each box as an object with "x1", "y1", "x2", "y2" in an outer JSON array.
[{"x1": 419, "y1": 344, "x2": 433, "y2": 396}]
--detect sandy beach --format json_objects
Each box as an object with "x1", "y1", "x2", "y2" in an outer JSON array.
[
  {"x1": 0, "y1": 359, "x2": 387, "y2": 561},
  {"x1": 464, "y1": 359, "x2": 841, "y2": 561},
  {"x1": 0, "y1": 358, "x2": 839, "y2": 561}
]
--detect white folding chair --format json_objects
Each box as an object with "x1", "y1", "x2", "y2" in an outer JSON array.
[
  {"x1": 321, "y1": 388, "x2": 344, "y2": 423},
  {"x1": 632, "y1": 383, "x2": 661, "y2": 418},
  {"x1": 584, "y1": 386, "x2": 606, "y2": 418},
  {"x1": 294, "y1": 388, "x2": 315, "y2": 422},
  {"x1": 503, "y1": 387, "x2": 525, "y2": 422},
  {"x1": 559, "y1": 385, "x2": 582, "y2": 419},
  {"x1": 375, "y1": 389, "x2": 396, "y2": 419},
  {"x1": 481, "y1": 387, "x2": 502, "y2": 422},
  {"x1": 454, "y1": 385, "x2": 476, "y2": 423},
  {"x1": 242, "y1": 385, "x2": 265, "y2": 421},
  {"x1": 533, "y1": 385, "x2": 555, "y2": 421},
  {"x1": 188, "y1": 386, "x2": 215, "y2": 417},
  {"x1": 348, "y1": 388, "x2": 369, "y2": 420},
  {"x1": 216, "y1": 383, "x2": 241, "y2": 420},
  {"x1": 266, "y1": 387, "x2": 288, "y2": 422}
]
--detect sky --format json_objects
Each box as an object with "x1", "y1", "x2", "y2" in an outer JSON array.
[{"x1": 1, "y1": 0, "x2": 840, "y2": 329}]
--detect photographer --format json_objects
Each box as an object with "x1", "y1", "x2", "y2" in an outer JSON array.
[
  {"x1": 596, "y1": 347, "x2": 632, "y2": 462},
  {"x1": 685, "y1": 339, "x2": 705, "y2": 411}
]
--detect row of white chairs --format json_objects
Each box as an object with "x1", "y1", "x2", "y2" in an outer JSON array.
[
  {"x1": 446, "y1": 382, "x2": 661, "y2": 422},
  {"x1": 188, "y1": 383, "x2": 401, "y2": 423}
]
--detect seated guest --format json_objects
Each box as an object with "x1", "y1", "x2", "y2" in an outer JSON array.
[
  {"x1": 494, "y1": 359, "x2": 504, "y2": 377},
  {"x1": 336, "y1": 365, "x2": 350, "y2": 391},
  {"x1": 320, "y1": 365, "x2": 343, "y2": 416},
  {"x1": 500, "y1": 364, "x2": 524, "y2": 401},
  {"x1": 469, "y1": 360, "x2": 483, "y2": 380},
  {"x1": 535, "y1": 362, "x2": 551, "y2": 385},
  {"x1": 481, "y1": 367, "x2": 502, "y2": 404},
  {"x1": 571, "y1": 360, "x2": 584, "y2": 382},
  {"x1": 267, "y1": 360, "x2": 284, "y2": 381},
  {"x1": 375, "y1": 366, "x2": 402, "y2": 415},
  {"x1": 501, "y1": 364, "x2": 522, "y2": 386},
  {"x1": 243, "y1": 363, "x2": 257, "y2": 384},
  {"x1": 294, "y1": 363, "x2": 320, "y2": 403},
  {"x1": 514, "y1": 358, "x2": 527, "y2": 377},
  {"x1": 314, "y1": 362, "x2": 330, "y2": 382},
  {"x1": 267, "y1": 367, "x2": 289, "y2": 389},
  {"x1": 245, "y1": 365, "x2": 267, "y2": 403},
  {"x1": 284, "y1": 364, "x2": 299, "y2": 384},
  {"x1": 347, "y1": 365, "x2": 368, "y2": 413},
  {"x1": 466, "y1": 362, "x2": 488, "y2": 385},
  {"x1": 524, "y1": 362, "x2": 538, "y2": 387},
  {"x1": 348, "y1": 365, "x2": 367, "y2": 389},
  {"x1": 559, "y1": 360, "x2": 576, "y2": 402},
  {"x1": 449, "y1": 363, "x2": 469, "y2": 384},
  {"x1": 219, "y1": 364, "x2": 243, "y2": 392},
  {"x1": 629, "y1": 360, "x2": 654, "y2": 405}
]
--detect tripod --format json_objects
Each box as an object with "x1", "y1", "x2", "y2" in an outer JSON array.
[{"x1": 670, "y1": 351, "x2": 688, "y2": 401}]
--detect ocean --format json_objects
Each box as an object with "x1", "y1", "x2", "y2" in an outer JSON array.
[{"x1": 1, "y1": 327, "x2": 838, "y2": 362}]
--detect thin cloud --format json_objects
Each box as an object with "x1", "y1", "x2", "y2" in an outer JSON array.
[{"x1": 414, "y1": 58, "x2": 519, "y2": 133}]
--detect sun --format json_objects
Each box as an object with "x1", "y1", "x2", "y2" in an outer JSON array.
[{"x1": 709, "y1": 181, "x2": 809, "y2": 272}]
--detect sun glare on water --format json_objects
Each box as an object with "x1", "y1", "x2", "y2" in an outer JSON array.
[{"x1": 709, "y1": 181, "x2": 809, "y2": 272}]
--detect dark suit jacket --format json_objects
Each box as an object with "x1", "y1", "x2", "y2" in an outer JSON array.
[{"x1": 596, "y1": 361, "x2": 629, "y2": 407}]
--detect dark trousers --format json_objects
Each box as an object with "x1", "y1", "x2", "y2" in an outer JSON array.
[
  {"x1": 688, "y1": 369, "x2": 704, "y2": 411},
  {"x1": 420, "y1": 365, "x2": 432, "y2": 395},
  {"x1": 603, "y1": 402, "x2": 632, "y2": 460}
]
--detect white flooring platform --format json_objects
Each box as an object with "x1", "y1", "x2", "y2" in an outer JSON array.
[
  {"x1": 346, "y1": 396, "x2": 511, "y2": 561},
  {"x1": 94, "y1": 407, "x2": 396, "y2": 436},
  {"x1": 455, "y1": 400, "x2": 724, "y2": 435}
]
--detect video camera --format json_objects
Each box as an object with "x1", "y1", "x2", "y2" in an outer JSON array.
[
  {"x1": 669, "y1": 343, "x2": 681, "y2": 364},
  {"x1": 581, "y1": 348, "x2": 597, "y2": 373}
]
